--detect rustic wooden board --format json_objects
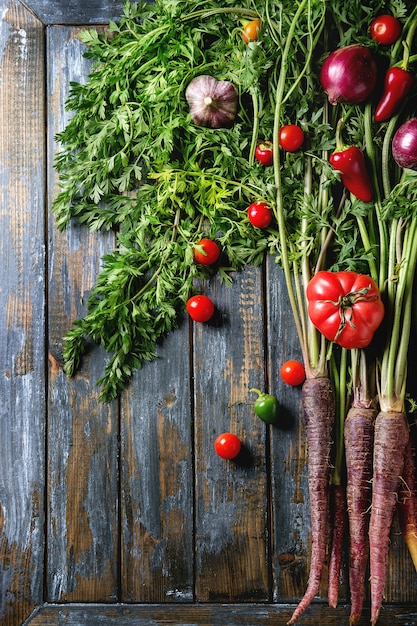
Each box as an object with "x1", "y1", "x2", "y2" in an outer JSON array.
[
  {"x1": 18, "y1": 0, "x2": 123, "y2": 25},
  {"x1": 193, "y1": 268, "x2": 269, "y2": 602},
  {"x1": 0, "y1": 1, "x2": 46, "y2": 624},
  {"x1": 120, "y1": 324, "x2": 194, "y2": 602},
  {"x1": 46, "y1": 24, "x2": 119, "y2": 602},
  {"x1": 1, "y1": 1, "x2": 417, "y2": 624},
  {"x1": 22, "y1": 602, "x2": 417, "y2": 625},
  {"x1": 266, "y1": 259, "x2": 316, "y2": 602}
]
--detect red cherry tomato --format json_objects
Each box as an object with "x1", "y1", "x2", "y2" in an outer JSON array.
[
  {"x1": 186, "y1": 295, "x2": 215, "y2": 322},
  {"x1": 370, "y1": 15, "x2": 401, "y2": 45},
  {"x1": 247, "y1": 201, "x2": 272, "y2": 228},
  {"x1": 193, "y1": 238, "x2": 221, "y2": 265},
  {"x1": 280, "y1": 360, "x2": 306, "y2": 386},
  {"x1": 242, "y1": 18, "x2": 261, "y2": 44},
  {"x1": 214, "y1": 432, "x2": 241, "y2": 459},
  {"x1": 278, "y1": 124, "x2": 305, "y2": 152},
  {"x1": 254, "y1": 141, "x2": 274, "y2": 166}
]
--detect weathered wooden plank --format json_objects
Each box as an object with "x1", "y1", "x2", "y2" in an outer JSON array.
[
  {"x1": 23, "y1": 602, "x2": 417, "y2": 625},
  {"x1": 120, "y1": 324, "x2": 194, "y2": 602},
  {"x1": 46, "y1": 25, "x2": 119, "y2": 602},
  {"x1": 193, "y1": 267, "x2": 270, "y2": 602},
  {"x1": 18, "y1": 0, "x2": 123, "y2": 25},
  {"x1": 0, "y1": 2, "x2": 46, "y2": 624},
  {"x1": 385, "y1": 516, "x2": 417, "y2": 604},
  {"x1": 266, "y1": 260, "x2": 329, "y2": 602}
]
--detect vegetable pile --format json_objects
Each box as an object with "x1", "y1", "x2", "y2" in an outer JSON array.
[{"x1": 53, "y1": 0, "x2": 417, "y2": 623}]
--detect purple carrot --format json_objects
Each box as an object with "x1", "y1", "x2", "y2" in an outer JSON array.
[
  {"x1": 397, "y1": 430, "x2": 417, "y2": 571},
  {"x1": 328, "y1": 483, "x2": 347, "y2": 608},
  {"x1": 344, "y1": 405, "x2": 377, "y2": 625},
  {"x1": 287, "y1": 376, "x2": 335, "y2": 625},
  {"x1": 369, "y1": 410, "x2": 409, "y2": 626}
]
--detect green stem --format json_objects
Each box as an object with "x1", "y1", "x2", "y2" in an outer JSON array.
[
  {"x1": 391, "y1": 5, "x2": 417, "y2": 60},
  {"x1": 381, "y1": 116, "x2": 399, "y2": 198},
  {"x1": 248, "y1": 88, "x2": 261, "y2": 167},
  {"x1": 363, "y1": 102, "x2": 386, "y2": 286},
  {"x1": 181, "y1": 7, "x2": 259, "y2": 22},
  {"x1": 380, "y1": 216, "x2": 417, "y2": 411},
  {"x1": 401, "y1": 8, "x2": 417, "y2": 68},
  {"x1": 393, "y1": 218, "x2": 417, "y2": 401},
  {"x1": 330, "y1": 347, "x2": 348, "y2": 486},
  {"x1": 281, "y1": 7, "x2": 326, "y2": 106},
  {"x1": 356, "y1": 215, "x2": 378, "y2": 284},
  {"x1": 272, "y1": 0, "x2": 311, "y2": 369}
]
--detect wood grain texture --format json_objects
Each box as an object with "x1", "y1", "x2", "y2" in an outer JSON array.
[
  {"x1": 120, "y1": 323, "x2": 194, "y2": 602},
  {"x1": 18, "y1": 0, "x2": 124, "y2": 25},
  {"x1": 193, "y1": 267, "x2": 269, "y2": 602},
  {"x1": 0, "y1": 2, "x2": 46, "y2": 624},
  {"x1": 46, "y1": 25, "x2": 119, "y2": 603},
  {"x1": 23, "y1": 602, "x2": 417, "y2": 625},
  {"x1": 266, "y1": 259, "x2": 314, "y2": 602},
  {"x1": 1, "y1": 1, "x2": 417, "y2": 623}
]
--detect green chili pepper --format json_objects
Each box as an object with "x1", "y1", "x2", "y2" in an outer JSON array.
[{"x1": 250, "y1": 388, "x2": 279, "y2": 424}]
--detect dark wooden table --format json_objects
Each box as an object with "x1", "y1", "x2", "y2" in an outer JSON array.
[{"x1": 1, "y1": 1, "x2": 417, "y2": 625}]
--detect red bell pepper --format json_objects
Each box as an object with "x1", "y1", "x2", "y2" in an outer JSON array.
[
  {"x1": 329, "y1": 146, "x2": 373, "y2": 202},
  {"x1": 374, "y1": 66, "x2": 415, "y2": 122}
]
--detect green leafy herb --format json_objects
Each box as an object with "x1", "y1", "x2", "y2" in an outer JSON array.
[{"x1": 54, "y1": 0, "x2": 416, "y2": 401}]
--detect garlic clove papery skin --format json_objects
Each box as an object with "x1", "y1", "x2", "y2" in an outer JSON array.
[{"x1": 185, "y1": 75, "x2": 238, "y2": 128}]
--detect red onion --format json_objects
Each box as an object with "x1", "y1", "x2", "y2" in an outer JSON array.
[
  {"x1": 320, "y1": 45, "x2": 377, "y2": 105},
  {"x1": 392, "y1": 118, "x2": 417, "y2": 170},
  {"x1": 185, "y1": 75, "x2": 238, "y2": 128}
]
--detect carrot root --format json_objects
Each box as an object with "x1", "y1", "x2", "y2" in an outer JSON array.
[
  {"x1": 369, "y1": 410, "x2": 409, "y2": 626},
  {"x1": 328, "y1": 483, "x2": 347, "y2": 608},
  {"x1": 344, "y1": 405, "x2": 377, "y2": 625},
  {"x1": 397, "y1": 430, "x2": 417, "y2": 572},
  {"x1": 287, "y1": 377, "x2": 335, "y2": 625}
]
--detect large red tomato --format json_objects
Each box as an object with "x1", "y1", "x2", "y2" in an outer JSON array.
[{"x1": 306, "y1": 271, "x2": 384, "y2": 349}]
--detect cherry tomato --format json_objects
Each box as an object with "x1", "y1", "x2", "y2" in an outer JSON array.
[
  {"x1": 278, "y1": 124, "x2": 305, "y2": 152},
  {"x1": 186, "y1": 295, "x2": 215, "y2": 322},
  {"x1": 247, "y1": 201, "x2": 272, "y2": 228},
  {"x1": 370, "y1": 15, "x2": 401, "y2": 45},
  {"x1": 254, "y1": 141, "x2": 274, "y2": 166},
  {"x1": 280, "y1": 360, "x2": 306, "y2": 386},
  {"x1": 193, "y1": 238, "x2": 221, "y2": 265},
  {"x1": 214, "y1": 432, "x2": 241, "y2": 459},
  {"x1": 242, "y1": 18, "x2": 261, "y2": 44}
]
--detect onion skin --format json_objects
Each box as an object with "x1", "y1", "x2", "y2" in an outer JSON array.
[
  {"x1": 320, "y1": 45, "x2": 377, "y2": 105},
  {"x1": 185, "y1": 75, "x2": 238, "y2": 128},
  {"x1": 392, "y1": 118, "x2": 417, "y2": 170}
]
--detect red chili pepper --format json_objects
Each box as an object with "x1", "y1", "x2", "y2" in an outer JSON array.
[
  {"x1": 329, "y1": 146, "x2": 373, "y2": 202},
  {"x1": 374, "y1": 66, "x2": 415, "y2": 122}
]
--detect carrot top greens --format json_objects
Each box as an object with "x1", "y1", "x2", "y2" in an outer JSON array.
[{"x1": 53, "y1": 0, "x2": 417, "y2": 402}]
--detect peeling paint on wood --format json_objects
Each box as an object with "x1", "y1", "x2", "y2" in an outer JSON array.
[
  {"x1": 46, "y1": 23, "x2": 119, "y2": 604},
  {"x1": 0, "y1": 1, "x2": 45, "y2": 624},
  {"x1": 18, "y1": 0, "x2": 124, "y2": 25},
  {"x1": 22, "y1": 602, "x2": 417, "y2": 626},
  {"x1": 120, "y1": 323, "x2": 194, "y2": 602},
  {"x1": 194, "y1": 268, "x2": 269, "y2": 602},
  {"x1": 1, "y1": 1, "x2": 417, "y2": 624}
]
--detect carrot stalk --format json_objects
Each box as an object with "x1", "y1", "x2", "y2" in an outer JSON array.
[
  {"x1": 369, "y1": 410, "x2": 409, "y2": 626},
  {"x1": 328, "y1": 348, "x2": 348, "y2": 609},
  {"x1": 397, "y1": 429, "x2": 417, "y2": 571},
  {"x1": 327, "y1": 483, "x2": 347, "y2": 608},
  {"x1": 344, "y1": 405, "x2": 377, "y2": 625},
  {"x1": 287, "y1": 376, "x2": 335, "y2": 625}
]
